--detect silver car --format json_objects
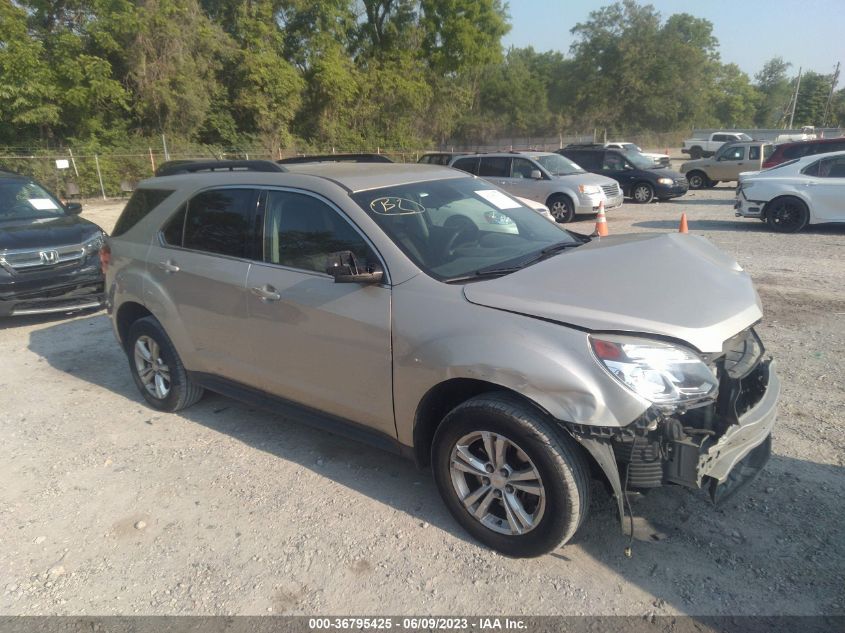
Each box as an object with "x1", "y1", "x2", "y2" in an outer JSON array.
[
  {"x1": 105, "y1": 160, "x2": 779, "y2": 557},
  {"x1": 449, "y1": 152, "x2": 624, "y2": 223}
]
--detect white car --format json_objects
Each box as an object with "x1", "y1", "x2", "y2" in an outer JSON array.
[
  {"x1": 735, "y1": 151, "x2": 845, "y2": 232},
  {"x1": 605, "y1": 142, "x2": 670, "y2": 167}
]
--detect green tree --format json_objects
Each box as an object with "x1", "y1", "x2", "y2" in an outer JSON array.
[
  {"x1": 754, "y1": 57, "x2": 792, "y2": 127},
  {"x1": 0, "y1": 0, "x2": 59, "y2": 144},
  {"x1": 793, "y1": 71, "x2": 834, "y2": 127}
]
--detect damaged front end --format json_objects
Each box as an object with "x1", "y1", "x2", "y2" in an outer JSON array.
[{"x1": 566, "y1": 328, "x2": 779, "y2": 526}]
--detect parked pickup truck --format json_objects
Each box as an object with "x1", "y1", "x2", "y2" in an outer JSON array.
[
  {"x1": 682, "y1": 132, "x2": 753, "y2": 159},
  {"x1": 680, "y1": 141, "x2": 774, "y2": 189}
]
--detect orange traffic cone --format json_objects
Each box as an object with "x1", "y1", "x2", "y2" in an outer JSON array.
[
  {"x1": 678, "y1": 213, "x2": 689, "y2": 233},
  {"x1": 594, "y1": 201, "x2": 609, "y2": 237}
]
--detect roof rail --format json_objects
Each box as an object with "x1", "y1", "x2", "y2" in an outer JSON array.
[
  {"x1": 155, "y1": 160, "x2": 287, "y2": 177},
  {"x1": 277, "y1": 153, "x2": 393, "y2": 165}
]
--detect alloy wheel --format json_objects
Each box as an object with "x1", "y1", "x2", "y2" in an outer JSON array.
[
  {"x1": 449, "y1": 431, "x2": 546, "y2": 536},
  {"x1": 134, "y1": 335, "x2": 171, "y2": 400}
]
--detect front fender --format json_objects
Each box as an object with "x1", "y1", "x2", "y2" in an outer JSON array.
[{"x1": 391, "y1": 276, "x2": 649, "y2": 447}]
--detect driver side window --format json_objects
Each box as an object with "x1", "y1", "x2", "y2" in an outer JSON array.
[
  {"x1": 264, "y1": 190, "x2": 374, "y2": 274},
  {"x1": 511, "y1": 158, "x2": 536, "y2": 179}
]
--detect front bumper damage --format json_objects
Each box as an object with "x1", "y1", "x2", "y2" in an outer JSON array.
[{"x1": 565, "y1": 340, "x2": 779, "y2": 526}]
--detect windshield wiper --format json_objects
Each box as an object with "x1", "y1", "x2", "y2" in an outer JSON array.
[{"x1": 446, "y1": 241, "x2": 584, "y2": 283}]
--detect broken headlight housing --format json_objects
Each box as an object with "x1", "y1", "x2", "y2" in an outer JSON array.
[{"x1": 590, "y1": 335, "x2": 718, "y2": 407}]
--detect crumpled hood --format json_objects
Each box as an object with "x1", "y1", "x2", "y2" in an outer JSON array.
[
  {"x1": 463, "y1": 233, "x2": 762, "y2": 353},
  {"x1": 0, "y1": 215, "x2": 101, "y2": 251}
]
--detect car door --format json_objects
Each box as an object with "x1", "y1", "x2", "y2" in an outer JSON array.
[
  {"x1": 146, "y1": 187, "x2": 261, "y2": 384},
  {"x1": 476, "y1": 157, "x2": 512, "y2": 190},
  {"x1": 712, "y1": 145, "x2": 746, "y2": 180},
  {"x1": 499, "y1": 157, "x2": 541, "y2": 201},
  {"x1": 807, "y1": 156, "x2": 845, "y2": 221},
  {"x1": 245, "y1": 188, "x2": 395, "y2": 437},
  {"x1": 598, "y1": 151, "x2": 635, "y2": 193}
]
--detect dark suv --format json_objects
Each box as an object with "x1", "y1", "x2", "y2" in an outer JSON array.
[
  {"x1": 0, "y1": 170, "x2": 105, "y2": 317},
  {"x1": 558, "y1": 147, "x2": 688, "y2": 203},
  {"x1": 763, "y1": 137, "x2": 845, "y2": 169}
]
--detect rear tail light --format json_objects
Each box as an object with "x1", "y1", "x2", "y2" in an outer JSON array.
[{"x1": 99, "y1": 243, "x2": 111, "y2": 274}]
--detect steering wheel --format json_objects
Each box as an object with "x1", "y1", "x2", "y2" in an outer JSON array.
[{"x1": 442, "y1": 216, "x2": 479, "y2": 257}]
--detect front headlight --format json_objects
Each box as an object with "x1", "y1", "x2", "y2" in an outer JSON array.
[
  {"x1": 578, "y1": 185, "x2": 601, "y2": 195},
  {"x1": 590, "y1": 335, "x2": 718, "y2": 406},
  {"x1": 82, "y1": 232, "x2": 105, "y2": 255},
  {"x1": 656, "y1": 177, "x2": 674, "y2": 186}
]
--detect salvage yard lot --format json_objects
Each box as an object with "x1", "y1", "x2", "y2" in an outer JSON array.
[{"x1": 1, "y1": 185, "x2": 843, "y2": 616}]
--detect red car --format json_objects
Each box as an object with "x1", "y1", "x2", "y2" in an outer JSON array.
[{"x1": 763, "y1": 136, "x2": 845, "y2": 169}]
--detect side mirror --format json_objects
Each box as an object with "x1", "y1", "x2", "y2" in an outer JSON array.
[
  {"x1": 325, "y1": 251, "x2": 384, "y2": 284},
  {"x1": 530, "y1": 169, "x2": 543, "y2": 180},
  {"x1": 65, "y1": 202, "x2": 83, "y2": 215}
]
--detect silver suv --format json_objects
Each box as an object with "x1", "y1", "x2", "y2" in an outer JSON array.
[
  {"x1": 105, "y1": 160, "x2": 779, "y2": 557},
  {"x1": 449, "y1": 152, "x2": 624, "y2": 223}
]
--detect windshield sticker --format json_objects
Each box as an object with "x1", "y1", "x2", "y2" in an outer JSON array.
[
  {"x1": 28, "y1": 198, "x2": 59, "y2": 211},
  {"x1": 369, "y1": 197, "x2": 426, "y2": 215},
  {"x1": 475, "y1": 189, "x2": 521, "y2": 210}
]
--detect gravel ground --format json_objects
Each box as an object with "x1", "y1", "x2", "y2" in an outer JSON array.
[{"x1": 1, "y1": 184, "x2": 843, "y2": 617}]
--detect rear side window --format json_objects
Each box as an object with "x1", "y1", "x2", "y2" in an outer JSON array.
[
  {"x1": 183, "y1": 188, "x2": 258, "y2": 258},
  {"x1": 818, "y1": 156, "x2": 845, "y2": 178},
  {"x1": 452, "y1": 157, "x2": 479, "y2": 174},
  {"x1": 783, "y1": 144, "x2": 812, "y2": 160},
  {"x1": 478, "y1": 157, "x2": 510, "y2": 177},
  {"x1": 112, "y1": 188, "x2": 174, "y2": 237},
  {"x1": 749, "y1": 146, "x2": 760, "y2": 160},
  {"x1": 161, "y1": 203, "x2": 187, "y2": 246}
]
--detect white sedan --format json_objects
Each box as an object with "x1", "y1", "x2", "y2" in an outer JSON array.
[{"x1": 735, "y1": 150, "x2": 845, "y2": 232}]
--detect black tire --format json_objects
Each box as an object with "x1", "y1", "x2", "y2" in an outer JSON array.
[
  {"x1": 690, "y1": 146, "x2": 703, "y2": 159},
  {"x1": 765, "y1": 196, "x2": 809, "y2": 233},
  {"x1": 686, "y1": 171, "x2": 708, "y2": 190},
  {"x1": 708, "y1": 180, "x2": 719, "y2": 188},
  {"x1": 126, "y1": 316, "x2": 204, "y2": 411},
  {"x1": 546, "y1": 194, "x2": 575, "y2": 223},
  {"x1": 432, "y1": 393, "x2": 590, "y2": 557},
  {"x1": 631, "y1": 182, "x2": 654, "y2": 204}
]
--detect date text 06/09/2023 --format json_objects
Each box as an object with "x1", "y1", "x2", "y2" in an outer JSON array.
[{"x1": 308, "y1": 618, "x2": 528, "y2": 630}]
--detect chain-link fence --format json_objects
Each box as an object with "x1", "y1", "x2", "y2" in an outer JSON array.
[{"x1": 0, "y1": 130, "x2": 696, "y2": 200}]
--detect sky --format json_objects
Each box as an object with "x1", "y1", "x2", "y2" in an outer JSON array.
[{"x1": 501, "y1": 0, "x2": 845, "y2": 79}]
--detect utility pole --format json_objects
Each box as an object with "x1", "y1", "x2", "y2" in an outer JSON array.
[
  {"x1": 822, "y1": 62, "x2": 841, "y2": 127},
  {"x1": 788, "y1": 67, "x2": 802, "y2": 130}
]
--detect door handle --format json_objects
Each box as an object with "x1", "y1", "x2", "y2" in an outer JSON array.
[
  {"x1": 158, "y1": 260, "x2": 180, "y2": 274},
  {"x1": 250, "y1": 285, "x2": 281, "y2": 302}
]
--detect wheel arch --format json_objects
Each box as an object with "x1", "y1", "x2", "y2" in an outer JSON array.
[
  {"x1": 762, "y1": 192, "x2": 812, "y2": 221},
  {"x1": 115, "y1": 301, "x2": 153, "y2": 350},
  {"x1": 545, "y1": 190, "x2": 577, "y2": 210}
]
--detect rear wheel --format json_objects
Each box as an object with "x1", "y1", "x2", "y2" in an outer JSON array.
[
  {"x1": 432, "y1": 393, "x2": 590, "y2": 557},
  {"x1": 127, "y1": 316, "x2": 204, "y2": 411},
  {"x1": 690, "y1": 146, "x2": 703, "y2": 159},
  {"x1": 766, "y1": 197, "x2": 809, "y2": 233},
  {"x1": 631, "y1": 182, "x2": 654, "y2": 204},
  {"x1": 687, "y1": 171, "x2": 708, "y2": 190},
  {"x1": 547, "y1": 194, "x2": 575, "y2": 223}
]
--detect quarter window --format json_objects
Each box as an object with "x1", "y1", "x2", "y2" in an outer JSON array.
[
  {"x1": 264, "y1": 190, "x2": 374, "y2": 274},
  {"x1": 112, "y1": 188, "x2": 174, "y2": 237},
  {"x1": 749, "y1": 146, "x2": 760, "y2": 160},
  {"x1": 452, "y1": 157, "x2": 479, "y2": 175},
  {"x1": 183, "y1": 188, "x2": 258, "y2": 258}
]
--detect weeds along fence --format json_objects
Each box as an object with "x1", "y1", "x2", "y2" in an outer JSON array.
[
  {"x1": 0, "y1": 130, "x2": 691, "y2": 200},
  {"x1": 0, "y1": 147, "x2": 433, "y2": 199}
]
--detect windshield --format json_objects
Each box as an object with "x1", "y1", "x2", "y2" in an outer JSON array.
[
  {"x1": 351, "y1": 177, "x2": 580, "y2": 281},
  {"x1": 620, "y1": 143, "x2": 642, "y2": 153},
  {"x1": 763, "y1": 159, "x2": 799, "y2": 171},
  {"x1": 534, "y1": 154, "x2": 585, "y2": 175},
  {"x1": 0, "y1": 180, "x2": 66, "y2": 220}
]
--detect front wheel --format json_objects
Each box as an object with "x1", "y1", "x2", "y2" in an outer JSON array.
[
  {"x1": 686, "y1": 171, "x2": 708, "y2": 190},
  {"x1": 127, "y1": 316, "x2": 204, "y2": 411},
  {"x1": 766, "y1": 197, "x2": 809, "y2": 233},
  {"x1": 631, "y1": 182, "x2": 654, "y2": 204},
  {"x1": 547, "y1": 194, "x2": 575, "y2": 223},
  {"x1": 432, "y1": 393, "x2": 590, "y2": 557}
]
